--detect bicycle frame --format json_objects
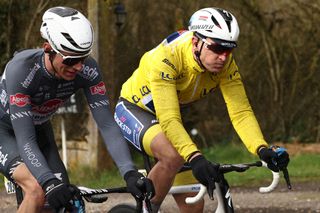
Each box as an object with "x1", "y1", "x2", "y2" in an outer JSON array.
[
  {"x1": 141, "y1": 154, "x2": 280, "y2": 213},
  {"x1": 184, "y1": 161, "x2": 280, "y2": 213},
  {"x1": 6, "y1": 179, "x2": 143, "y2": 213}
]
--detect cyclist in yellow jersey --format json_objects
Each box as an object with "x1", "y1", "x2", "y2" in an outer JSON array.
[{"x1": 115, "y1": 7, "x2": 289, "y2": 212}]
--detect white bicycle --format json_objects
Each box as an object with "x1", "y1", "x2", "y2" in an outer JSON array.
[{"x1": 109, "y1": 159, "x2": 289, "y2": 213}]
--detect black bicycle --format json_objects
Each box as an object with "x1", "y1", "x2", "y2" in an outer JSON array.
[
  {"x1": 4, "y1": 159, "x2": 290, "y2": 212},
  {"x1": 4, "y1": 176, "x2": 149, "y2": 213}
]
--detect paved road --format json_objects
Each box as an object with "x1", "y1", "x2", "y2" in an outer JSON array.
[{"x1": 1, "y1": 181, "x2": 319, "y2": 212}]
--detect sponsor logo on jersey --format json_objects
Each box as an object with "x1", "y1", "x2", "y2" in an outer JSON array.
[
  {"x1": 114, "y1": 102, "x2": 144, "y2": 150},
  {"x1": 0, "y1": 146, "x2": 8, "y2": 166},
  {"x1": 23, "y1": 143, "x2": 41, "y2": 167},
  {"x1": 0, "y1": 90, "x2": 8, "y2": 107},
  {"x1": 114, "y1": 114, "x2": 132, "y2": 136},
  {"x1": 10, "y1": 93, "x2": 31, "y2": 107},
  {"x1": 200, "y1": 87, "x2": 216, "y2": 97},
  {"x1": 32, "y1": 99, "x2": 64, "y2": 114},
  {"x1": 160, "y1": 72, "x2": 185, "y2": 81},
  {"x1": 21, "y1": 63, "x2": 40, "y2": 88},
  {"x1": 151, "y1": 119, "x2": 158, "y2": 124},
  {"x1": 57, "y1": 82, "x2": 74, "y2": 89},
  {"x1": 56, "y1": 91, "x2": 74, "y2": 98},
  {"x1": 10, "y1": 110, "x2": 33, "y2": 121},
  {"x1": 131, "y1": 85, "x2": 151, "y2": 104},
  {"x1": 162, "y1": 58, "x2": 177, "y2": 71},
  {"x1": 89, "y1": 100, "x2": 110, "y2": 109},
  {"x1": 90, "y1": 81, "x2": 106, "y2": 95},
  {"x1": 78, "y1": 65, "x2": 99, "y2": 81}
]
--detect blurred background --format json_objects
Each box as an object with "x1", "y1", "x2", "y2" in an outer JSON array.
[{"x1": 0, "y1": 0, "x2": 319, "y2": 172}]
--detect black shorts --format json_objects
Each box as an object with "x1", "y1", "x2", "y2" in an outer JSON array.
[{"x1": 114, "y1": 98, "x2": 161, "y2": 155}]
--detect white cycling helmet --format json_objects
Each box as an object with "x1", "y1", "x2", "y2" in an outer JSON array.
[
  {"x1": 40, "y1": 6, "x2": 93, "y2": 55},
  {"x1": 188, "y1": 7, "x2": 239, "y2": 48}
]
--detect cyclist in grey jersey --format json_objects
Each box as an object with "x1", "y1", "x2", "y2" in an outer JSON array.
[
  {"x1": 0, "y1": 49, "x2": 134, "y2": 183},
  {"x1": 0, "y1": 6, "x2": 154, "y2": 213}
]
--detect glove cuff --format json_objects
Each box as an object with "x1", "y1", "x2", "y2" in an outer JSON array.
[
  {"x1": 257, "y1": 147, "x2": 267, "y2": 158},
  {"x1": 189, "y1": 155, "x2": 206, "y2": 167},
  {"x1": 257, "y1": 145, "x2": 268, "y2": 155},
  {"x1": 42, "y1": 178, "x2": 62, "y2": 194},
  {"x1": 124, "y1": 170, "x2": 142, "y2": 181}
]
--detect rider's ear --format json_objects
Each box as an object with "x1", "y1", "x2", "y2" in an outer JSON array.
[
  {"x1": 192, "y1": 36, "x2": 199, "y2": 47},
  {"x1": 43, "y1": 42, "x2": 54, "y2": 54},
  {"x1": 192, "y1": 36, "x2": 200, "y2": 57}
]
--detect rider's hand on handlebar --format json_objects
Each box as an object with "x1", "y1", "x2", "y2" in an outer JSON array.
[
  {"x1": 43, "y1": 178, "x2": 80, "y2": 210},
  {"x1": 124, "y1": 170, "x2": 155, "y2": 200},
  {"x1": 258, "y1": 145, "x2": 290, "y2": 172},
  {"x1": 189, "y1": 155, "x2": 220, "y2": 199}
]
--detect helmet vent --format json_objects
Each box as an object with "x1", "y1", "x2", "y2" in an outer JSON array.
[
  {"x1": 217, "y1": 9, "x2": 233, "y2": 33},
  {"x1": 61, "y1": 32, "x2": 89, "y2": 52},
  {"x1": 71, "y1": 16, "x2": 80, "y2": 21},
  {"x1": 61, "y1": 44, "x2": 89, "y2": 54},
  {"x1": 49, "y1": 7, "x2": 78, "y2": 17},
  {"x1": 210, "y1": 16, "x2": 221, "y2": 29}
]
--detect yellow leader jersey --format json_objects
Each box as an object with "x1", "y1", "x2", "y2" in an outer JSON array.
[{"x1": 120, "y1": 30, "x2": 268, "y2": 161}]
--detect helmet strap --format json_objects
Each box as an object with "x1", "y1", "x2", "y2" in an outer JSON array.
[
  {"x1": 48, "y1": 52, "x2": 60, "y2": 79},
  {"x1": 195, "y1": 42, "x2": 206, "y2": 70}
]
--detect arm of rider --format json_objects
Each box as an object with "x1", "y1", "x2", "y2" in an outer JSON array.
[
  {"x1": 42, "y1": 178, "x2": 80, "y2": 210},
  {"x1": 258, "y1": 145, "x2": 290, "y2": 172},
  {"x1": 124, "y1": 170, "x2": 155, "y2": 200},
  {"x1": 189, "y1": 154, "x2": 220, "y2": 200}
]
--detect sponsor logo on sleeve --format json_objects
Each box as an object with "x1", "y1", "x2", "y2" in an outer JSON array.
[
  {"x1": 78, "y1": 65, "x2": 99, "y2": 81},
  {"x1": 10, "y1": 93, "x2": 31, "y2": 107},
  {"x1": 21, "y1": 63, "x2": 40, "y2": 88},
  {"x1": 0, "y1": 90, "x2": 8, "y2": 107},
  {"x1": 0, "y1": 146, "x2": 8, "y2": 166},
  {"x1": 90, "y1": 81, "x2": 106, "y2": 95},
  {"x1": 23, "y1": 143, "x2": 41, "y2": 167}
]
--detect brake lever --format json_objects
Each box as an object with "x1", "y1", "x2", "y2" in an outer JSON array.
[{"x1": 135, "y1": 178, "x2": 153, "y2": 212}]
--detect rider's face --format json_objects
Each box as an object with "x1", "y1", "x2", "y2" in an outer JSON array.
[
  {"x1": 53, "y1": 51, "x2": 87, "y2": 81},
  {"x1": 43, "y1": 43, "x2": 87, "y2": 81},
  {"x1": 194, "y1": 37, "x2": 233, "y2": 73}
]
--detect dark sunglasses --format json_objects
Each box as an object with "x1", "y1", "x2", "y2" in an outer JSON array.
[
  {"x1": 202, "y1": 39, "x2": 233, "y2": 55},
  {"x1": 62, "y1": 56, "x2": 87, "y2": 66}
]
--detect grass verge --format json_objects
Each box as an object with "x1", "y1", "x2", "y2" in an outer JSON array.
[{"x1": 1, "y1": 143, "x2": 319, "y2": 190}]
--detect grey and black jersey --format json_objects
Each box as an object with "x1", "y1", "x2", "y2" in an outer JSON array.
[{"x1": 0, "y1": 49, "x2": 135, "y2": 186}]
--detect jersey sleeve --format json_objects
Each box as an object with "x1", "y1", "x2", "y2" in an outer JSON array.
[
  {"x1": 5, "y1": 62, "x2": 56, "y2": 186},
  {"x1": 82, "y1": 60, "x2": 136, "y2": 176},
  {"x1": 219, "y1": 58, "x2": 268, "y2": 154},
  {"x1": 147, "y1": 50, "x2": 199, "y2": 161}
]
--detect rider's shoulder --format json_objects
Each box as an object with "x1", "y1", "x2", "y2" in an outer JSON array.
[
  {"x1": 9, "y1": 49, "x2": 42, "y2": 66},
  {"x1": 5, "y1": 49, "x2": 42, "y2": 74},
  {"x1": 12, "y1": 49, "x2": 42, "y2": 59}
]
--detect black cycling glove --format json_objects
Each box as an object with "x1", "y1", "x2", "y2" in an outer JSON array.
[
  {"x1": 189, "y1": 155, "x2": 220, "y2": 199},
  {"x1": 124, "y1": 170, "x2": 155, "y2": 200},
  {"x1": 43, "y1": 178, "x2": 79, "y2": 210},
  {"x1": 258, "y1": 146, "x2": 290, "y2": 172}
]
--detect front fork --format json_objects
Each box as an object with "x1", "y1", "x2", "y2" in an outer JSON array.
[{"x1": 215, "y1": 176, "x2": 234, "y2": 213}]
